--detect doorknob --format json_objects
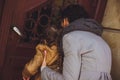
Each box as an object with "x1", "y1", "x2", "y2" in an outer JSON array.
[{"x1": 12, "y1": 26, "x2": 22, "y2": 37}]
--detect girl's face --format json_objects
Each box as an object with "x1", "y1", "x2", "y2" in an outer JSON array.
[{"x1": 61, "y1": 18, "x2": 69, "y2": 28}]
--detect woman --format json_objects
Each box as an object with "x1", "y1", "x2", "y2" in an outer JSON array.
[{"x1": 22, "y1": 26, "x2": 62, "y2": 80}]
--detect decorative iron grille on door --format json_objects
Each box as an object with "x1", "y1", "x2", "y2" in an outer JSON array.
[
  {"x1": 23, "y1": 1, "x2": 53, "y2": 44},
  {"x1": 22, "y1": 0, "x2": 76, "y2": 44}
]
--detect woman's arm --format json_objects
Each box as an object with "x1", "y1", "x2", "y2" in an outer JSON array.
[{"x1": 22, "y1": 44, "x2": 44, "y2": 78}]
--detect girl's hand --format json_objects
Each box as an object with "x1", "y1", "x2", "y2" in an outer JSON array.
[
  {"x1": 23, "y1": 77, "x2": 30, "y2": 80},
  {"x1": 41, "y1": 50, "x2": 47, "y2": 71}
]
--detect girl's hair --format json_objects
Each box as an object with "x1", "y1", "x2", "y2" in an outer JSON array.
[{"x1": 61, "y1": 4, "x2": 89, "y2": 23}]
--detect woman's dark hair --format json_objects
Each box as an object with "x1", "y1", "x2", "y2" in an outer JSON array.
[
  {"x1": 45, "y1": 26, "x2": 59, "y2": 46},
  {"x1": 61, "y1": 4, "x2": 89, "y2": 23}
]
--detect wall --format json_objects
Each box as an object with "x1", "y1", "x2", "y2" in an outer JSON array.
[{"x1": 102, "y1": 0, "x2": 120, "y2": 80}]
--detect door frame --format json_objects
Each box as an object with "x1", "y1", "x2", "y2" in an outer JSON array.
[{"x1": 0, "y1": 0, "x2": 18, "y2": 70}]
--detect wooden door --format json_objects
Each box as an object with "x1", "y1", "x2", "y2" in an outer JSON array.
[
  {"x1": 0, "y1": 0, "x2": 107, "y2": 80},
  {"x1": 78, "y1": 0, "x2": 107, "y2": 22},
  {"x1": 0, "y1": 0, "x2": 49, "y2": 80}
]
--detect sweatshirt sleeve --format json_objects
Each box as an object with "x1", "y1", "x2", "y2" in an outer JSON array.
[
  {"x1": 41, "y1": 34, "x2": 82, "y2": 80},
  {"x1": 41, "y1": 67, "x2": 64, "y2": 80}
]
